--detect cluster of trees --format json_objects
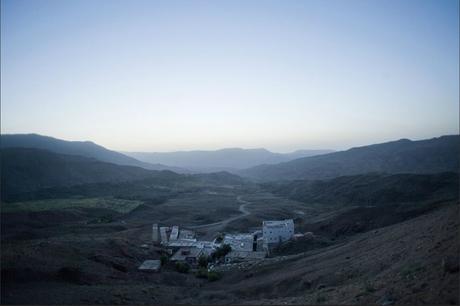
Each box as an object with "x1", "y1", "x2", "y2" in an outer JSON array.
[
  {"x1": 196, "y1": 268, "x2": 222, "y2": 281},
  {"x1": 175, "y1": 262, "x2": 190, "y2": 273},
  {"x1": 211, "y1": 244, "x2": 231, "y2": 260},
  {"x1": 196, "y1": 256, "x2": 222, "y2": 281},
  {"x1": 160, "y1": 244, "x2": 231, "y2": 281}
]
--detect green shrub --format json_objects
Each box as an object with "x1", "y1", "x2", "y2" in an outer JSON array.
[
  {"x1": 400, "y1": 263, "x2": 425, "y2": 280},
  {"x1": 175, "y1": 262, "x2": 190, "y2": 273},
  {"x1": 196, "y1": 268, "x2": 208, "y2": 279},
  {"x1": 198, "y1": 255, "x2": 208, "y2": 268},
  {"x1": 57, "y1": 267, "x2": 82, "y2": 283},
  {"x1": 215, "y1": 234, "x2": 224, "y2": 243},
  {"x1": 207, "y1": 271, "x2": 222, "y2": 281},
  {"x1": 160, "y1": 254, "x2": 169, "y2": 265},
  {"x1": 211, "y1": 244, "x2": 232, "y2": 260},
  {"x1": 316, "y1": 294, "x2": 326, "y2": 303},
  {"x1": 365, "y1": 281, "x2": 376, "y2": 293}
]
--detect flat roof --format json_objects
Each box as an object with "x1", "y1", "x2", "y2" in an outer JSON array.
[
  {"x1": 166, "y1": 239, "x2": 217, "y2": 249},
  {"x1": 138, "y1": 260, "x2": 161, "y2": 271},
  {"x1": 223, "y1": 234, "x2": 254, "y2": 252},
  {"x1": 263, "y1": 219, "x2": 294, "y2": 227},
  {"x1": 178, "y1": 229, "x2": 195, "y2": 240},
  {"x1": 225, "y1": 251, "x2": 266, "y2": 259},
  {"x1": 171, "y1": 247, "x2": 203, "y2": 261}
]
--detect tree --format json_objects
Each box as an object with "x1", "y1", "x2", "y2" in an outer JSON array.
[
  {"x1": 195, "y1": 268, "x2": 208, "y2": 279},
  {"x1": 211, "y1": 244, "x2": 232, "y2": 260},
  {"x1": 221, "y1": 244, "x2": 232, "y2": 256},
  {"x1": 160, "y1": 254, "x2": 169, "y2": 265},
  {"x1": 198, "y1": 255, "x2": 208, "y2": 268},
  {"x1": 207, "y1": 271, "x2": 222, "y2": 281},
  {"x1": 175, "y1": 262, "x2": 190, "y2": 273}
]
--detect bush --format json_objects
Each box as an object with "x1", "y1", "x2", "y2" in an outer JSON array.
[
  {"x1": 175, "y1": 262, "x2": 190, "y2": 273},
  {"x1": 160, "y1": 254, "x2": 169, "y2": 265},
  {"x1": 211, "y1": 244, "x2": 232, "y2": 260},
  {"x1": 365, "y1": 281, "x2": 376, "y2": 293},
  {"x1": 215, "y1": 234, "x2": 224, "y2": 243},
  {"x1": 198, "y1": 255, "x2": 208, "y2": 268},
  {"x1": 316, "y1": 294, "x2": 327, "y2": 303},
  {"x1": 196, "y1": 268, "x2": 208, "y2": 279},
  {"x1": 57, "y1": 267, "x2": 82, "y2": 283},
  {"x1": 195, "y1": 268, "x2": 222, "y2": 281},
  {"x1": 207, "y1": 271, "x2": 222, "y2": 282}
]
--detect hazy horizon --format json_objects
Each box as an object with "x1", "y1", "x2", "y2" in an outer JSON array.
[
  {"x1": 2, "y1": 132, "x2": 458, "y2": 155},
  {"x1": 2, "y1": 0, "x2": 459, "y2": 152}
]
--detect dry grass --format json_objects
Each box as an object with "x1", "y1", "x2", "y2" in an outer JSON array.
[{"x1": 1, "y1": 197, "x2": 143, "y2": 214}]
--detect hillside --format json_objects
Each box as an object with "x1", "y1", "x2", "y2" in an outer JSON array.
[
  {"x1": 1, "y1": 194, "x2": 457, "y2": 304},
  {"x1": 125, "y1": 148, "x2": 333, "y2": 172},
  {"x1": 240, "y1": 135, "x2": 460, "y2": 181},
  {"x1": 0, "y1": 148, "x2": 180, "y2": 200},
  {"x1": 264, "y1": 172, "x2": 459, "y2": 207},
  {"x1": 209, "y1": 204, "x2": 459, "y2": 305},
  {"x1": 0, "y1": 134, "x2": 185, "y2": 172}
]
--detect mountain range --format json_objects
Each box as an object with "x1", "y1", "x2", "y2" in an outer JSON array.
[
  {"x1": 124, "y1": 148, "x2": 334, "y2": 172},
  {"x1": 0, "y1": 147, "x2": 180, "y2": 198},
  {"x1": 240, "y1": 135, "x2": 460, "y2": 181},
  {"x1": 0, "y1": 134, "x2": 185, "y2": 172},
  {"x1": 1, "y1": 133, "x2": 458, "y2": 196}
]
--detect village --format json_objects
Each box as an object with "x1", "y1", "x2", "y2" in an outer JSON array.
[{"x1": 138, "y1": 218, "x2": 303, "y2": 277}]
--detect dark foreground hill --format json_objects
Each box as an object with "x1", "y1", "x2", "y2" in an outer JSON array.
[
  {"x1": 0, "y1": 148, "x2": 181, "y2": 200},
  {"x1": 241, "y1": 135, "x2": 460, "y2": 181},
  {"x1": 1, "y1": 197, "x2": 457, "y2": 305},
  {"x1": 214, "y1": 204, "x2": 459, "y2": 305},
  {"x1": 0, "y1": 134, "x2": 184, "y2": 172}
]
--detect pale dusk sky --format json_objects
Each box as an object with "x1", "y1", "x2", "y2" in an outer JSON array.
[{"x1": 1, "y1": 0, "x2": 459, "y2": 152}]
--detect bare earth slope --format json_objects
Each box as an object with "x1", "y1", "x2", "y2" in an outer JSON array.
[
  {"x1": 206, "y1": 204, "x2": 459, "y2": 305},
  {"x1": 1, "y1": 201, "x2": 458, "y2": 305}
]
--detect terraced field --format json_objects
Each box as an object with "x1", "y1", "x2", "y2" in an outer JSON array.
[{"x1": 1, "y1": 197, "x2": 144, "y2": 213}]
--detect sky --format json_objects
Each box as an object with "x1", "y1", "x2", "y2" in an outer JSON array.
[{"x1": 1, "y1": 0, "x2": 459, "y2": 152}]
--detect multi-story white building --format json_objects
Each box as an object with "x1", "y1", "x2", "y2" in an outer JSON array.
[
  {"x1": 152, "y1": 224, "x2": 159, "y2": 243},
  {"x1": 262, "y1": 219, "x2": 294, "y2": 248},
  {"x1": 223, "y1": 234, "x2": 254, "y2": 252},
  {"x1": 169, "y1": 226, "x2": 179, "y2": 241}
]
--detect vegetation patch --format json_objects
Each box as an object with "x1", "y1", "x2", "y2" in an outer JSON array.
[
  {"x1": 207, "y1": 271, "x2": 222, "y2": 281},
  {"x1": 211, "y1": 244, "x2": 232, "y2": 260},
  {"x1": 400, "y1": 262, "x2": 426, "y2": 281},
  {"x1": 175, "y1": 262, "x2": 190, "y2": 273},
  {"x1": 1, "y1": 197, "x2": 143, "y2": 213}
]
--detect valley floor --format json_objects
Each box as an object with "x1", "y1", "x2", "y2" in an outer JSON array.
[{"x1": 1, "y1": 188, "x2": 459, "y2": 305}]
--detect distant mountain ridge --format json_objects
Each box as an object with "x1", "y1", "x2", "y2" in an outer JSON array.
[
  {"x1": 124, "y1": 148, "x2": 333, "y2": 172},
  {"x1": 240, "y1": 135, "x2": 460, "y2": 181},
  {"x1": 0, "y1": 147, "x2": 246, "y2": 201},
  {"x1": 0, "y1": 147, "x2": 173, "y2": 198},
  {"x1": 0, "y1": 134, "x2": 186, "y2": 172}
]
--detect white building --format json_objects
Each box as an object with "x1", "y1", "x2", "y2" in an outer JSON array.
[
  {"x1": 223, "y1": 234, "x2": 254, "y2": 252},
  {"x1": 262, "y1": 219, "x2": 294, "y2": 248},
  {"x1": 160, "y1": 226, "x2": 169, "y2": 244},
  {"x1": 169, "y1": 226, "x2": 179, "y2": 241},
  {"x1": 170, "y1": 247, "x2": 203, "y2": 266},
  {"x1": 152, "y1": 224, "x2": 159, "y2": 243},
  {"x1": 138, "y1": 260, "x2": 161, "y2": 272}
]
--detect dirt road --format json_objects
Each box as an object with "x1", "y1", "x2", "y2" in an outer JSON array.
[{"x1": 188, "y1": 196, "x2": 252, "y2": 238}]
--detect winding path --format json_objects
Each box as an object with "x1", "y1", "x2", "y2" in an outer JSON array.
[{"x1": 189, "y1": 195, "x2": 252, "y2": 230}]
